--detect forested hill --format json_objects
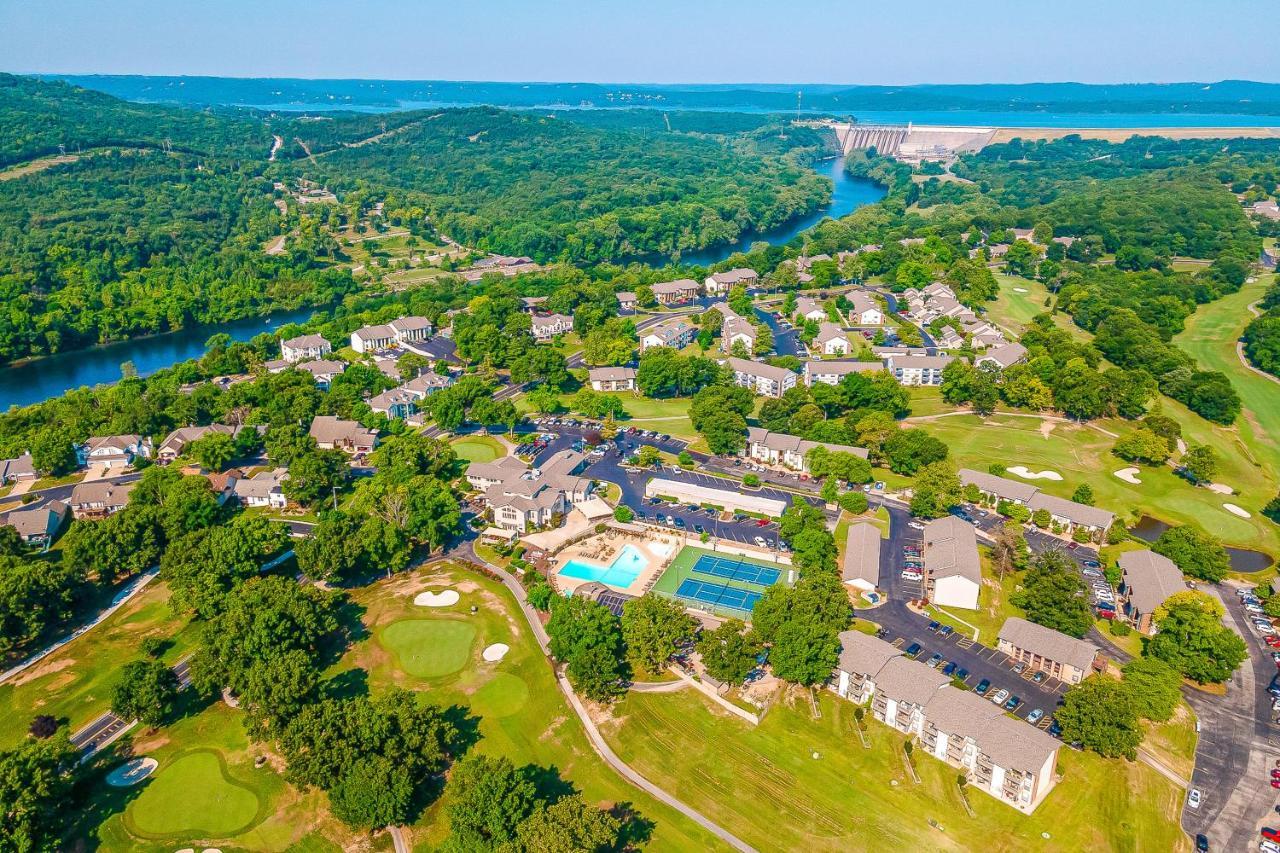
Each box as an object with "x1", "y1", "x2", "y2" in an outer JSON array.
[
  {"x1": 301, "y1": 107, "x2": 830, "y2": 263},
  {"x1": 0, "y1": 73, "x2": 271, "y2": 168}
]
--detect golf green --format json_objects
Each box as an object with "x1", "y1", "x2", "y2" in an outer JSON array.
[
  {"x1": 381, "y1": 619, "x2": 477, "y2": 678},
  {"x1": 472, "y1": 672, "x2": 530, "y2": 718},
  {"x1": 451, "y1": 436, "x2": 504, "y2": 464},
  {"x1": 124, "y1": 749, "x2": 262, "y2": 838}
]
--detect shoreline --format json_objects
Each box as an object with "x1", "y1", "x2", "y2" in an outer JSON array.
[{"x1": 987, "y1": 126, "x2": 1280, "y2": 143}]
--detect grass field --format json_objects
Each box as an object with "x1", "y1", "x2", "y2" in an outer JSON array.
[
  {"x1": 0, "y1": 580, "x2": 193, "y2": 750},
  {"x1": 911, "y1": 412, "x2": 1280, "y2": 555},
  {"x1": 517, "y1": 391, "x2": 701, "y2": 440},
  {"x1": 602, "y1": 689, "x2": 1187, "y2": 852},
  {"x1": 450, "y1": 434, "x2": 505, "y2": 464},
  {"x1": 124, "y1": 749, "x2": 263, "y2": 838},
  {"x1": 380, "y1": 619, "x2": 477, "y2": 678},
  {"x1": 339, "y1": 562, "x2": 722, "y2": 850}
]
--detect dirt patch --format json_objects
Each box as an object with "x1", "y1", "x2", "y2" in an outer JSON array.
[
  {"x1": 1038, "y1": 420, "x2": 1057, "y2": 439},
  {"x1": 539, "y1": 714, "x2": 569, "y2": 742},
  {"x1": 10, "y1": 655, "x2": 78, "y2": 687}
]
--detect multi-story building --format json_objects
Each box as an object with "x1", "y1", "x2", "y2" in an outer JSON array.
[
  {"x1": 923, "y1": 516, "x2": 981, "y2": 609},
  {"x1": 156, "y1": 424, "x2": 236, "y2": 464},
  {"x1": 468, "y1": 450, "x2": 593, "y2": 532},
  {"x1": 976, "y1": 342, "x2": 1029, "y2": 370},
  {"x1": 1117, "y1": 549, "x2": 1185, "y2": 633},
  {"x1": 704, "y1": 267, "x2": 758, "y2": 295},
  {"x1": 233, "y1": 467, "x2": 290, "y2": 509},
  {"x1": 588, "y1": 367, "x2": 638, "y2": 392},
  {"x1": 885, "y1": 354, "x2": 953, "y2": 386},
  {"x1": 958, "y1": 468, "x2": 1115, "y2": 540},
  {"x1": 308, "y1": 416, "x2": 379, "y2": 454},
  {"x1": 78, "y1": 435, "x2": 153, "y2": 470},
  {"x1": 68, "y1": 481, "x2": 136, "y2": 520},
  {"x1": 847, "y1": 292, "x2": 884, "y2": 325},
  {"x1": 368, "y1": 389, "x2": 419, "y2": 420},
  {"x1": 351, "y1": 324, "x2": 397, "y2": 353},
  {"x1": 650, "y1": 278, "x2": 702, "y2": 305},
  {"x1": 996, "y1": 617, "x2": 1099, "y2": 685},
  {"x1": 802, "y1": 360, "x2": 883, "y2": 386},
  {"x1": 530, "y1": 313, "x2": 574, "y2": 341},
  {"x1": 726, "y1": 357, "x2": 798, "y2": 398},
  {"x1": 794, "y1": 297, "x2": 828, "y2": 323},
  {"x1": 297, "y1": 360, "x2": 347, "y2": 390},
  {"x1": 639, "y1": 318, "x2": 696, "y2": 352},
  {"x1": 744, "y1": 428, "x2": 868, "y2": 472},
  {"x1": 718, "y1": 305, "x2": 759, "y2": 354},
  {"x1": 814, "y1": 322, "x2": 850, "y2": 356},
  {"x1": 280, "y1": 334, "x2": 332, "y2": 363},
  {"x1": 388, "y1": 316, "x2": 434, "y2": 344}
]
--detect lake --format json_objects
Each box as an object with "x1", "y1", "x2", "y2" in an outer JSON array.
[
  {"x1": 1129, "y1": 515, "x2": 1273, "y2": 573},
  {"x1": 0, "y1": 306, "x2": 324, "y2": 410}
]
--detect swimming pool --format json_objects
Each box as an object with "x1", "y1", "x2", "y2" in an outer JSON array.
[{"x1": 558, "y1": 544, "x2": 650, "y2": 589}]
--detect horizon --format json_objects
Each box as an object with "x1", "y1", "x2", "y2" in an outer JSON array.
[{"x1": 3, "y1": 0, "x2": 1276, "y2": 84}]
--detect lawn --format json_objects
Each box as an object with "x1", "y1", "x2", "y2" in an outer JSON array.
[
  {"x1": 929, "y1": 551, "x2": 1024, "y2": 644},
  {"x1": 450, "y1": 434, "x2": 506, "y2": 464},
  {"x1": 1143, "y1": 705, "x2": 1199, "y2": 782},
  {"x1": 380, "y1": 619, "x2": 477, "y2": 678},
  {"x1": 517, "y1": 391, "x2": 700, "y2": 440},
  {"x1": 912, "y1": 411, "x2": 1280, "y2": 555},
  {"x1": 602, "y1": 689, "x2": 1187, "y2": 852},
  {"x1": 0, "y1": 580, "x2": 193, "y2": 750},
  {"x1": 124, "y1": 749, "x2": 263, "y2": 838},
  {"x1": 338, "y1": 562, "x2": 721, "y2": 850},
  {"x1": 988, "y1": 274, "x2": 1053, "y2": 334}
]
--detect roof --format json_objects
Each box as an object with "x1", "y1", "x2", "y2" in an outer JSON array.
[
  {"x1": 389, "y1": 316, "x2": 433, "y2": 333},
  {"x1": 5, "y1": 501, "x2": 67, "y2": 538},
  {"x1": 747, "y1": 427, "x2": 868, "y2": 460},
  {"x1": 842, "y1": 523, "x2": 882, "y2": 586},
  {"x1": 352, "y1": 324, "x2": 395, "y2": 342},
  {"x1": 873, "y1": 655, "x2": 950, "y2": 706},
  {"x1": 588, "y1": 367, "x2": 637, "y2": 382},
  {"x1": 978, "y1": 342, "x2": 1028, "y2": 369},
  {"x1": 466, "y1": 456, "x2": 528, "y2": 484},
  {"x1": 848, "y1": 292, "x2": 880, "y2": 314},
  {"x1": 815, "y1": 322, "x2": 847, "y2": 345},
  {"x1": 0, "y1": 454, "x2": 34, "y2": 480},
  {"x1": 234, "y1": 468, "x2": 288, "y2": 499},
  {"x1": 709, "y1": 267, "x2": 757, "y2": 284},
  {"x1": 308, "y1": 415, "x2": 377, "y2": 447},
  {"x1": 368, "y1": 389, "x2": 417, "y2": 411},
  {"x1": 85, "y1": 435, "x2": 143, "y2": 453},
  {"x1": 887, "y1": 354, "x2": 954, "y2": 371},
  {"x1": 401, "y1": 371, "x2": 453, "y2": 393},
  {"x1": 727, "y1": 357, "x2": 795, "y2": 384},
  {"x1": 282, "y1": 334, "x2": 329, "y2": 350},
  {"x1": 297, "y1": 359, "x2": 346, "y2": 379},
  {"x1": 651, "y1": 278, "x2": 701, "y2": 295},
  {"x1": 959, "y1": 468, "x2": 1040, "y2": 503},
  {"x1": 642, "y1": 318, "x2": 694, "y2": 344},
  {"x1": 922, "y1": 686, "x2": 1004, "y2": 741},
  {"x1": 69, "y1": 480, "x2": 136, "y2": 507},
  {"x1": 978, "y1": 714, "x2": 1060, "y2": 772},
  {"x1": 158, "y1": 424, "x2": 233, "y2": 454},
  {"x1": 804, "y1": 360, "x2": 883, "y2": 377},
  {"x1": 835, "y1": 630, "x2": 900, "y2": 676},
  {"x1": 1026, "y1": 491, "x2": 1115, "y2": 530},
  {"x1": 616, "y1": 291, "x2": 637, "y2": 302},
  {"x1": 998, "y1": 617, "x2": 1099, "y2": 673},
  {"x1": 1118, "y1": 549, "x2": 1185, "y2": 615},
  {"x1": 795, "y1": 297, "x2": 825, "y2": 316},
  {"x1": 531, "y1": 313, "x2": 573, "y2": 330},
  {"x1": 923, "y1": 516, "x2": 981, "y2": 586}
]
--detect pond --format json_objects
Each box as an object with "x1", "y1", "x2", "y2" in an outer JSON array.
[{"x1": 1129, "y1": 516, "x2": 1273, "y2": 573}]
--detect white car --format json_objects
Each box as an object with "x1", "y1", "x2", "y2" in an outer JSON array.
[
  {"x1": 908, "y1": 522, "x2": 925, "y2": 531},
  {"x1": 1187, "y1": 788, "x2": 1202, "y2": 809},
  {"x1": 901, "y1": 570, "x2": 923, "y2": 581},
  {"x1": 1260, "y1": 841, "x2": 1280, "y2": 853},
  {"x1": 754, "y1": 536, "x2": 767, "y2": 547},
  {"x1": 990, "y1": 688, "x2": 1010, "y2": 704}
]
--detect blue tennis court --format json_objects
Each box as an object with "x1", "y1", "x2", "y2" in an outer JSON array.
[
  {"x1": 675, "y1": 578, "x2": 764, "y2": 614},
  {"x1": 691, "y1": 554, "x2": 781, "y2": 586}
]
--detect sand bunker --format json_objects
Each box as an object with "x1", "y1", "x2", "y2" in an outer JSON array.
[
  {"x1": 1007, "y1": 466, "x2": 1063, "y2": 481},
  {"x1": 1013, "y1": 287, "x2": 1029, "y2": 293},
  {"x1": 1114, "y1": 467, "x2": 1142, "y2": 485},
  {"x1": 1207, "y1": 482, "x2": 1234, "y2": 495},
  {"x1": 415, "y1": 589, "x2": 460, "y2": 607},
  {"x1": 482, "y1": 643, "x2": 510, "y2": 662},
  {"x1": 1224, "y1": 503, "x2": 1252, "y2": 519},
  {"x1": 106, "y1": 757, "x2": 157, "y2": 787}
]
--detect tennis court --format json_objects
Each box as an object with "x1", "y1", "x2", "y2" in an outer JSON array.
[
  {"x1": 691, "y1": 554, "x2": 781, "y2": 586},
  {"x1": 675, "y1": 579, "x2": 764, "y2": 614}
]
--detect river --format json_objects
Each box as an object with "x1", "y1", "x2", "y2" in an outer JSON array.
[
  {"x1": 0, "y1": 306, "x2": 323, "y2": 410},
  {"x1": 675, "y1": 157, "x2": 885, "y2": 267}
]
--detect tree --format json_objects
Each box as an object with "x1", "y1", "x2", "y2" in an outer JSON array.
[
  {"x1": 1031, "y1": 508, "x2": 1052, "y2": 529},
  {"x1": 1148, "y1": 592, "x2": 1247, "y2": 683},
  {"x1": 1153, "y1": 525, "x2": 1230, "y2": 582},
  {"x1": 620, "y1": 594, "x2": 696, "y2": 675},
  {"x1": 1071, "y1": 483, "x2": 1094, "y2": 506},
  {"x1": 908, "y1": 461, "x2": 962, "y2": 519},
  {"x1": 0, "y1": 555, "x2": 83, "y2": 654},
  {"x1": 546, "y1": 596, "x2": 626, "y2": 701},
  {"x1": 770, "y1": 620, "x2": 842, "y2": 686},
  {"x1": 29, "y1": 429, "x2": 78, "y2": 476},
  {"x1": 989, "y1": 522, "x2": 1029, "y2": 578},
  {"x1": 0, "y1": 734, "x2": 80, "y2": 851},
  {"x1": 884, "y1": 428, "x2": 948, "y2": 475},
  {"x1": 328, "y1": 756, "x2": 416, "y2": 830},
  {"x1": 1055, "y1": 675, "x2": 1142, "y2": 759},
  {"x1": 111, "y1": 659, "x2": 180, "y2": 727},
  {"x1": 514, "y1": 794, "x2": 624, "y2": 853},
  {"x1": 1180, "y1": 445, "x2": 1218, "y2": 485},
  {"x1": 1112, "y1": 429, "x2": 1173, "y2": 465},
  {"x1": 189, "y1": 431, "x2": 237, "y2": 471},
  {"x1": 696, "y1": 619, "x2": 763, "y2": 685},
  {"x1": 697, "y1": 409, "x2": 748, "y2": 455},
  {"x1": 1120, "y1": 657, "x2": 1182, "y2": 722},
  {"x1": 613, "y1": 505, "x2": 634, "y2": 523},
  {"x1": 27, "y1": 716, "x2": 58, "y2": 739},
  {"x1": 444, "y1": 754, "x2": 537, "y2": 851},
  {"x1": 1010, "y1": 550, "x2": 1092, "y2": 637}
]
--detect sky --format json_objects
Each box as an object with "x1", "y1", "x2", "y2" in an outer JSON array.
[{"x1": 2, "y1": 0, "x2": 1276, "y2": 84}]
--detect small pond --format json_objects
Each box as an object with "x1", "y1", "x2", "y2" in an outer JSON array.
[{"x1": 1129, "y1": 515, "x2": 1273, "y2": 573}]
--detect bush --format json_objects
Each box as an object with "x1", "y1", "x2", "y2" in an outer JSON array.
[
  {"x1": 1108, "y1": 619, "x2": 1131, "y2": 637},
  {"x1": 838, "y1": 492, "x2": 869, "y2": 514},
  {"x1": 613, "y1": 505, "x2": 634, "y2": 523},
  {"x1": 742, "y1": 474, "x2": 760, "y2": 488}
]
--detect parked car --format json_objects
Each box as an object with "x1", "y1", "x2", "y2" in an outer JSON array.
[
  {"x1": 991, "y1": 688, "x2": 1010, "y2": 704},
  {"x1": 1195, "y1": 834, "x2": 1208, "y2": 852},
  {"x1": 655, "y1": 513, "x2": 667, "y2": 525},
  {"x1": 1032, "y1": 671, "x2": 1047, "y2": 684},
  {"x1": 955, "y1": 668, "x2": 969, "y2": 682},
  {"x1": 974, "y1": 679, "x2": 991, "y2": 696},
  {"x1": 927, "y1": 620, "x2": 941, "y2": 632},
  {"x1": 1083, "y1": 559, "x2": 1101, "y2": 569},
  {"x1": 1263, "y1": 828, "x2": 1280, "y2": 843},
  {"x1": 939, "y1": 625, "x2": 954, "y2": 637},
  {"x1": 942, "y1": 662, "x2": 958, "y2": 677},
  {"x1": 1012, "y1": 662, "x2": 1026, "y2": 675},
  {"x1": 1003, "y1": 695, "x2": 1022, "y2": 711},
  {"x1": 1027, "y1": 709, "x2": 1045, "y2": 725},
  {"x1": 673, "y1": 518, "x2": 686, "y2": 529},
  {"x1": 693, "y1": 524, "x2": 705, "y2": 534},
  {"x1": 927, "y1": 653, "x2": 943, "y2": 668},
  {"x1": 754, "y1": 536, "x2": 767, "y2": 547},
  {"x1": 1187, "y1": 788, "x2": 1202, "y2": 809},
  {"x1": 905, "y1": 643, "x2": 922, "y2": 657},
  {"x1": 901, "y1": 570, "x2": 923, "y2": 581}
]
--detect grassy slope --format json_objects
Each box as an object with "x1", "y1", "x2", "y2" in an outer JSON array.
[{"x1": 603, "y1": 689, "x2": 1187, "y2": 853}]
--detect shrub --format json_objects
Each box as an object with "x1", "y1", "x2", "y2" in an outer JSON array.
[
  {"x1": 1108, "y1": 619, "x2": 1131, "y2": 637},
  {"x1": 743, "y1": 474, "x2": 760, "y2": 487}
]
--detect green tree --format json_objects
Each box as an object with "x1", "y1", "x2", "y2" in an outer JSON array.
[
  {"x1": 1071, "y1": 483, "x2": 1094, "y2": 506},
  {"x1": 1055, "y1": 675, "x2": 1142, "y2": 759},
  {"x1": 0, "y1": 734, "x2": 80, "y2": 852},
  {"x1": 1147, "y1": 592, "x2": 1247, "y2": 684},
  {"x1": 697, "y1": 409, "x2": 748, "y2": 455},
  {"x1": 514, "y1": 794, "x2": 624, "y2": 853},
  {"x1": 1180, "y1": 445, "x2": 1218, "y2": 485},
  {"x1": 189, "y1": 431, "x2": 237, "y2": 471},
  {"x1": 883, "y1": 428, "x2": 948, "y2": 475},
  {"x1": 111, "y1": 659, "x2": 180, "y2": 727},
  {"x1": 1120, "y1": 657, "x2": 1181, "y2": 722},
  {"x1": 1010, "y1": 550, "x2": 1093, "y2": 637},
  {"x1": 1112, "y1": 429, "x2": 1173, "y2": 465},
  {"x1": 328, "y1": 756, "x2": 415, "y2": 830},
  {"x1": 1152, "y1": 525, "x2": 1230, "y2": 582},
  {"x1": 444, "y1": 754, "x2": 537, "y2": 851},
  {"x1": 620, "y1": 594, "x2": 696, "y2": 675},
  {"x1": 908, "y1": 461, "x2": 962, "y2": 519},
  {"x1": 696, "y1": 618, "x2": 763, "y2": 685}
]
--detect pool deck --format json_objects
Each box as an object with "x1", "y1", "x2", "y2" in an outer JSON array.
[{"x1": 552, "y1": 528, "x2": 681, "y2": 597}]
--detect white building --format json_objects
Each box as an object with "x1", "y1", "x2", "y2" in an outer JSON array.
[
  {"x1": 744, "y1": 428, "x2": 867, "y2": 473},
  {"x1": 705, "y1": 268, "x2": 758, "y2": 296},
  {"x1": 650, "y1": 279, "x2": 702, "y2": 305},
  {"x1": 726, "y1": 357, "x2": 797, "y2": 398},
  {"x1": 351, "y1": 324, "x2": 396, "y2": 353},
  {"x1": 280, "y1": 334, "x2": 332, "y2": 363},
  {"x1": 794, "y1": 297, "x2": 828, "y2": 323},
  {"x1": 976, "y1": 343, "x2": 1028, "y2": 371},
  {"x1": 885, "y1": 354, "x2": 953, "y2": 386},
  {"x1": 388, "y1": 316, "x2": 433, "y2": 344},
  {"x1": 530, "y1": 313, "x2": 574, "y2": 341},
  {"x1": 847, "y1": 292, "x2": 884, "y2": 325},
  {"x1": 234, "y1": 467, "x2": 290, "y2": 509},
  {"x1": 802, "y1": 360, "x2": 883, "y2": 386},
  {"x1": 639, "y1": 318, "x2": 696, "y2": 352},
  {"x1": 78, "y1": 435, "x2": 153, "y2": 469},
  {"x1": 923, "y1": 516, "x2": 980, "y2": 609},
  {"x1": 471, "y1": 450, "x2": 593, "y2": 532},
  {"x1": 842, "y1": 523, "x2": 881, "y2": 592},
  {"x1": 814, "y1": 322, "x2": 850, "y2": 356},
  {"x1": 644, "y1": 478, "x2": 786, "y2": 518},
  {"x1": 588, "y1": 367, "x2": 638, "y2": 392}
]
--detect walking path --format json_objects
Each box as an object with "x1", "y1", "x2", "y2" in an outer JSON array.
[
  {"x1": 903, "y1": 408, "x2": 1120, "y2": 438},
  {"x1": 455, "y1": 545, "x2": 757, "y2": 853},
  {"x1": 1236, "y1": 301, "x2": 1280, "y2": 387}
]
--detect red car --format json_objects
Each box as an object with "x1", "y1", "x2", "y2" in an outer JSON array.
[
  {"x1": 756, "y1": 518, "x2": 770, "y2": 527},
  {"x1": 1267, "y1": 636, "x2": 1280, "y2": 648},
  {"x1": 1264, "y1": 828, "x2": 1280, "y2": 841}
]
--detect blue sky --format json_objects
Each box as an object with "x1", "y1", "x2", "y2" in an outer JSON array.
[{"x1": 2, "y1": 0, "x2": 1275, "y2": 83}]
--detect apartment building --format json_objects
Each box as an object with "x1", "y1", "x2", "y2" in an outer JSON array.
[
  {"x1": 996, "y1": 617, "x2": 1100, "y2": 685},
  {"x1": 726, "y1": 357, "x2": 798, "y2": 398}
]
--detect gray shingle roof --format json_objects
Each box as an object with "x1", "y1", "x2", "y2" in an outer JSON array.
[
  {"x1": 978, "y1": 714, "x2": 1061, "y2": 772},
  {"x1": 842, "y1": 523, "x2": 882, "y2": 587},
  {"x1": 1118, "y1": 549, "x2": 1185, "y2": 616},
  {"x1": 835, "y1": 630, "x2": 901, "y2": 677},
  {"x1": 1026, "y1": 492, "x2": 1115, "y2": 530},
  {"x1": 924, "y1": 516, "x2": 981, "y2": 585},
  {"x1": 959, "y1": 468, "x2": 1040, "y2": 503},
  {"x1": 922, "y1": 686, "x2": 1004, "y2": 741},
  {"x1": 873, "y1": 656, "x2": 951, "y2": 706},
  {"x1": 998, "y1": 617, "x2": 1099, "y2": 674}
]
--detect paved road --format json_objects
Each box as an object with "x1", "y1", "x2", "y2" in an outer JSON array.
[
  {"x1": 0, "y1": 470, "x2": 142, "y2": 521},
  {"x1": 752, "y1": 306, "x2": 802, "y2": 357}
]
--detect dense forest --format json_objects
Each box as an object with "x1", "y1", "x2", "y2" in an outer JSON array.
[{"x1": 303, "y1": 107, "x2": 831, "y2": 263}]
